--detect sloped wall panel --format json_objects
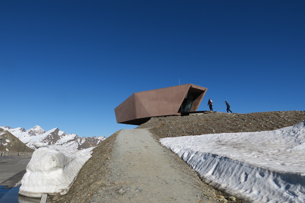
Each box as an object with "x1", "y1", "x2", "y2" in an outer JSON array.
[
  {"x1": 134, "y1": 84, "x2": 190, "y2": 119},
  {"x1": 115, "y1": 94, "x2": 136, "y2": 123}
]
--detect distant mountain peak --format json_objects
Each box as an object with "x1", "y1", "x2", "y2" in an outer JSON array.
[
  {"x1": 29, "y1": 125, "x2": 45, "y2": 135},
  {"x1": 1, "y1": 125, "x2": 106, "y2": 152}
]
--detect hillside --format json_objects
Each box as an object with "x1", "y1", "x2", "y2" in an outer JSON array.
[
  {"x1": 138, "y1": 111, "x2": 305, "y2": 139},
  {"x1": 0, "y1": 129, "x2": 34, "y2": 156},
  {"x1": 49, "y1": 111, "x2": 305, "y2": 203}
]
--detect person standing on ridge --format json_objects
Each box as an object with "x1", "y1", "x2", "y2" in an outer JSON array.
[
  {"x1": 225, "y1": 101, "x2": 232, "y2": 113},
  {"x1": 208, "y1": 99, "x2": 213, "y2": 111}
]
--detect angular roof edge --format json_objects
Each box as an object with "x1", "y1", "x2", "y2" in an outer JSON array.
[{"x1": 134, "y1": 84, "x2": 207, "y2": 94}]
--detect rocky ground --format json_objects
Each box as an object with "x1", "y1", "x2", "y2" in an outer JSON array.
[
  {"x1": 49, "y1": 111, "x2": 305, "y2": 203},
  {"x1": 138, "y1": 111, "x2": 305, "y2": 139}
]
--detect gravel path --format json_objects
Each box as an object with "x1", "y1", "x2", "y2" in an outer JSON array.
[{"x1": 102, "y1": 128, "x2": 217, "y2": 203}]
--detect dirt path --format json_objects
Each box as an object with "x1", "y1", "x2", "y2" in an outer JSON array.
[{"x1": 96, "y1": 128, "x2": 218, "y2": 203}]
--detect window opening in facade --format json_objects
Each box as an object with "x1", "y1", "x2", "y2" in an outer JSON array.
[{"x1": 179, "y1": 92, "x2": 201, "y2": 112}]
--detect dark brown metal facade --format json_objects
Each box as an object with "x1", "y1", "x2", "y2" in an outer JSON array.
[{"x1": 115, "y1": 84, "x2": 208, "y2": 125}]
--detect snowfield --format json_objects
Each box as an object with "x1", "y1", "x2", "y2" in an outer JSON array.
[{"x1": 160, "y1": 121, "x2": 305, "y2": 203}]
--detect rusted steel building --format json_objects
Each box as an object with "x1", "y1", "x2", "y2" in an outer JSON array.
[{"x1": 115, "y1": 84, "x2": 208, "y2": 125}]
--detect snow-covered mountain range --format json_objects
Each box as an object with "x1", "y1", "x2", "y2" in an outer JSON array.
[{"x1": 0, "y1": 125, "x2": 106, "y2": 153}]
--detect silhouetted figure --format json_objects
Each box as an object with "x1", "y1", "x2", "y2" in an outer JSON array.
[
  {"x1": 208, "y1": 99, "x2": 213, "y2": 111},
  {"x1": 225, "y1": 101, "x2": 232, "y2": 113}
]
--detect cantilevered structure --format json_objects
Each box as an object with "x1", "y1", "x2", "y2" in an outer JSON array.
[{"x1": 115, "y1": 84, "x2": 208, "y2": 125}]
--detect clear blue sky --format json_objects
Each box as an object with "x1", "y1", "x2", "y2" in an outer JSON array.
[{"x1": 1, "y1": 1, "x2": 304, "y2": 137}]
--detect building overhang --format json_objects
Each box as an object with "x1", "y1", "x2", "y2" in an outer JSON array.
[{"x1": 114, "y1": 84, "x2": 207, "y2": 125}]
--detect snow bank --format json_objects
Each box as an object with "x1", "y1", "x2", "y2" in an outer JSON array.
[
  {"x1": 160, "y1": 121, "x2": 305, "y2": 203},
  {"x1": 19, "y1": 147, "x2": 93, "y2": 198}
]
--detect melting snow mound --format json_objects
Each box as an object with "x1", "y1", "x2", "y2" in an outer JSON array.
[
  {"x1": 19, "y1": 147, "x2": 93, "y2": 198},
  {"x1": 160, "y1": 121, "x2": 305, "y2": 203}
]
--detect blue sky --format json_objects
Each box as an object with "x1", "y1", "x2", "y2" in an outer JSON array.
[{"x1": 1, "y1": 0, "x2": 304, "y2": 137}]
